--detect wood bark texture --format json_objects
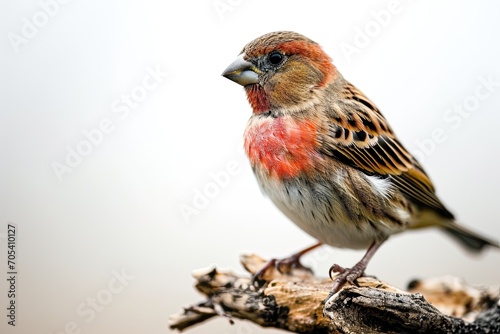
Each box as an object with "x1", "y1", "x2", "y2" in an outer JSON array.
[{"x1": 169, "y1": 254, "x2": 500, "y2": 334}]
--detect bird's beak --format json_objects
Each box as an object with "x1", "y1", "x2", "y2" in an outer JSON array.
[{"x1": 222, "y1": 53, "x2": 260, "y2": 86}]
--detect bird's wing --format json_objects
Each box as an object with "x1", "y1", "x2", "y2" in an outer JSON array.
[{"x1": 320, "y1": 81, "x2": 454, "y2": 219}]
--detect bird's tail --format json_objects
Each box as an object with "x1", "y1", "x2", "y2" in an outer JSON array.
[{"x1": 443, "y1": 223, "x2": 500, "y2": 252}]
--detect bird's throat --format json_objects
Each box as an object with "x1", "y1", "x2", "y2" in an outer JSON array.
[{"x1": 245, "y1": 85, "x2": 269, "y2": 114}]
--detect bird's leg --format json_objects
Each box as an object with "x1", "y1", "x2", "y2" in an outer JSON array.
[
  {"x1": 252, "y1": 242, "x2": 323, "y2": 284},
  {"x1": 328, "y1": 238, "x2": 386, "y2": 296}
]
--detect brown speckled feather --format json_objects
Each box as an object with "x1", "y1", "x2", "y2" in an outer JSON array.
[{"x1": 320, "y1": 80, "x2": 454, "y2": 219}]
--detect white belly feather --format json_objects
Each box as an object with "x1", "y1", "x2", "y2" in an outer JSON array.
[{"x1": 254, "y1": 168, "x2": 408, "y2": 249}]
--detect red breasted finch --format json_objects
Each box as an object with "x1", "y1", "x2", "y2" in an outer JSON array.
[{"x1": 222, "y1": 31, "x2": 499, "y2": 293}]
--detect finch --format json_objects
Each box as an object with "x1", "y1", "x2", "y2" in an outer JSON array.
[{"x1": 222, "y1": 31, "x2": 499, "y2": 292}]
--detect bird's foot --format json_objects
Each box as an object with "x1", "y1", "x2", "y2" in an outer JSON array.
[
  {"x1": 252, "y1": 243, "x2": 322, "y2": 286},
  {"x1": 328, "y1": 261, "x2": 367, "y2": 296},
  {"x1": 327, "y1": 239, "x2": 386, "y2": 297},
  {"x1": 252, "y1": 255, "x2": 313, "y2": 286}
]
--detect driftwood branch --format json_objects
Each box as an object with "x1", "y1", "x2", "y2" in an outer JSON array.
[{"x1": 169, "y1": 254, "x2": 500, "y2": 333}]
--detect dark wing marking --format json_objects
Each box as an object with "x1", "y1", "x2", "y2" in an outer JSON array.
[{"x1": 320, "y1": 81, "x2": 454, "y2": 218}]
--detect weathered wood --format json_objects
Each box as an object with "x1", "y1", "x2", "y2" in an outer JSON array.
[{"x1": 169, "y1": 254, "x2": 500, "y2": 333}]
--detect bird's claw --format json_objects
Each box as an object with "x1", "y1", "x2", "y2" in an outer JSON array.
[
  {"x1": 328, "y1": 262, "x2": 366, "y2": 295},
  {"x1": 328, "y1": 263, "x2": 347, "y2": 279},
  {"x1": 252, "y1": 255, "x2": 314, "y2": 286},
  {"x1": 275, "y1": 253, "x2": 314, "y2": 273}
]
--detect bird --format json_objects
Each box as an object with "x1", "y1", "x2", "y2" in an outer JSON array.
[{"x1": 221, "y1": 31, "x2": 499, "y2": 293}]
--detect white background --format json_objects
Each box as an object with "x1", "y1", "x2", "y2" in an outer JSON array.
[{"x1": 1, "y1": 1, "x2": 500, "y2": 333}]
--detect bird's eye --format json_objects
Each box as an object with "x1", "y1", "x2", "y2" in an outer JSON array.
[{"x1": 267, "y1": 51, "x2": 284, "y2": 65}]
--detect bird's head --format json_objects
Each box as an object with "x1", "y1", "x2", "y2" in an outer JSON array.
[{"x1": 222, "y1": 31, "x2": 337, "y2": 115}]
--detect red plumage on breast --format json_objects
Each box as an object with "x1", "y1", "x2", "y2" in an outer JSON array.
[{"x1": 244, "y1": 116, "x2": 321, "y2": 179}]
